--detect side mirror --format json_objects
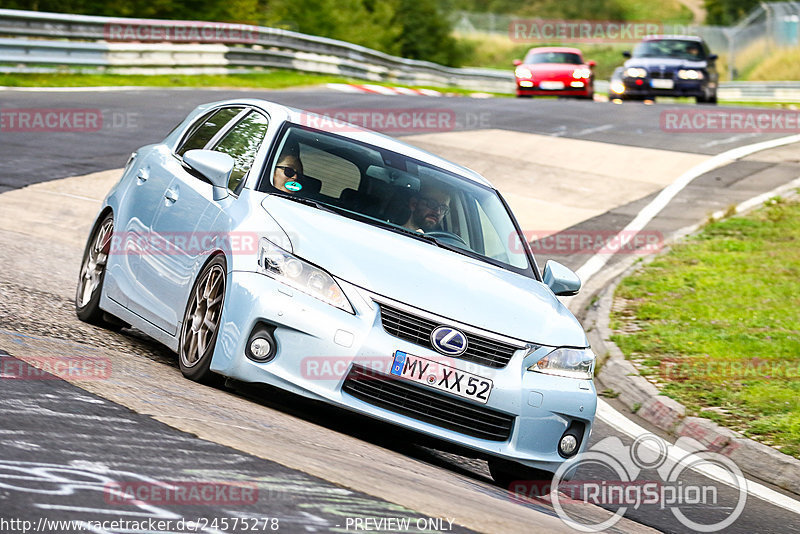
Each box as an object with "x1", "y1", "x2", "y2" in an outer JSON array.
[
  {"x1": 543, "y1": 260, "x2": 581, "y2": 296},
  {"x1": 708, "y1": 54, "x2": 718, "y2": 61},
  {"x1": 622, "y1": 51, "x2": 631, "y2": 58},
  {"x1": 513, "y1": 59, "x2": 522, "y2": 66},
  {"x1": 587, "y1": 60, "x2": 596, "y2": 68},
  {"x1": 183, "y1": 149, "x2": 233, "y2": 201}
]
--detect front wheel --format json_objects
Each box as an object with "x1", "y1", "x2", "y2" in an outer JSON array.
[
  {"x1": 76, "y1": 213, "x2": 117, "y2": 327},
  {"x1": 179, "y1": 255, "x2": 226, "y2": 384}
]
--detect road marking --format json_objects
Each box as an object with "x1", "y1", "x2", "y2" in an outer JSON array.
[
  {"x1": 701, "y1": 133, "x2": 760, "y2": 148},
  {"x1": 576, "y1": 133, "x2": 800, "y2": 283},
  {"x1": 597, "y1": 400, "x2": 800, "y2": 515},
  {"x1": 576, "y1": 124, "x2": 614, "y2": 136}
]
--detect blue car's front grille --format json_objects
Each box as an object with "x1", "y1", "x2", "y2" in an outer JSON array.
[
  {"x1": 650, "y1": 70, "x2": 675, "y2": 79},
  {"x1": 342, "y1": 366, "x2": 514, "y2": 441},
  {"x1": 378, "y1": 303, "x2": 521, "y2": 369}
]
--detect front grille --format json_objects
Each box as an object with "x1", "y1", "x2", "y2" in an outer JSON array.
[
  {"x1": 650, "y1": 71, "x2": 675, "y2": 79},
  {"x1": 342, "y1": 366, "x2": 514, "y2": 441},
  {"x1": 378, "y1": 304, "x2": 522, "y2": 369}
]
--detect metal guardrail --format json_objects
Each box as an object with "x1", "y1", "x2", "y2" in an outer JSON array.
[
  {"x1": 0, "y1": 9, "x2": 514, "y2": 93},
  {"x1": 1, "y1": 9, "x2": 798, "y2": 100}
]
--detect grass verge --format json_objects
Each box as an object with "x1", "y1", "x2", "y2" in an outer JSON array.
[
  {"x1": 610, "y1": 196, "x2": 800, "y2": 458},
  {"x1": 0, "y1": 69, "x2": 508, "y2": 96}
]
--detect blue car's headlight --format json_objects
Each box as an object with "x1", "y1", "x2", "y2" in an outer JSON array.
[
  {"x1": 529, "y1": 347, "x2": 595, "y2": 379},
  {"x1": 624, "y1": 67, "x2": 647, "y2": 78},
  {"x1": 678, "y1": 69, "x2": 704, "y2": 80},
  {"x1": 257, "y1": 238, "x2": 353, "y2": 313}
]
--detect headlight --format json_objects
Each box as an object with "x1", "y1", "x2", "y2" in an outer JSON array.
[
  {"x1": 515, "y1": 67, "x2": 532, "y2": 79},
  {"x1": 257, "y1": 238, "x2": 353, "y2": 313},
  {"x1": 610, "y1": 81, "x2": 626, "y2": 94},
  {"x1": 572, "y1": 68, "x2": 592, "y2": 79},
  {"x1": 624, "y1": 67, "x2": 647, "y2": 78},
  {"x1": 529, "y1": 347, "x2": 595, "y2": 379},
  {"x1": 678, "y1": 69, "x2": 703, "y2": 80}
]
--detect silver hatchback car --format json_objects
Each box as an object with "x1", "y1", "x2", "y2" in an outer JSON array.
[{"x1": 76, "y1": 99, "x2": 596, "y2": 484}]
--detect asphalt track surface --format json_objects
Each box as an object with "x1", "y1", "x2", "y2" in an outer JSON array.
[{"x1": 2, "y1": 88, "x2": 800, "y2": 533}]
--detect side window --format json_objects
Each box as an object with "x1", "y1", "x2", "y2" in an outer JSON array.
[
  {"x1": 299, "y1": 144, "x2": 361, "y2": 198},
  {"x1": 176, "y1": 107, "x2": 243, "y2": 157},
  {"x1": 211, "y1": 111, "x2": 270, "y2": 192}
]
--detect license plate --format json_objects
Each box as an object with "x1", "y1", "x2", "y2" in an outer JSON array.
[
  {"x1": 390, "y1": 351, "x2": 493, "y2": 404},
  {"x1": 539, "y1": 81, "x2": 565, "y2": 90},
  {"x1": 651, "y1": 79, "x2": 674, "y2": 89}
]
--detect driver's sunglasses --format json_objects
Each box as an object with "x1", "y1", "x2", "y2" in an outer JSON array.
[
  {"x1": 419, "y1": 197, "x2": 450, "y2": 215},
  {"x1": 277, "y1": 165, "x2": 301, "y2": 178}
]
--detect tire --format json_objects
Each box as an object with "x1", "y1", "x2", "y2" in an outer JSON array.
[
  {"x1": 178, "y1": 255, "x2": 226, "y2": 384},
  {"x1": 76, "y1": 213, "x2": 118, "y2": 327},
  {"x1": 488, "y1": 458, "x2": 554, "y2": 491}
]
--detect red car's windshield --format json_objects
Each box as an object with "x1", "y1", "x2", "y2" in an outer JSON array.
[{"x1": 524, "y1": 52, "x2": 582, "y2": 65}]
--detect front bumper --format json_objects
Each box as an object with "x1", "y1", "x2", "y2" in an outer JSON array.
[
  {"x1": 516, "y1": 79, "x2": 592, "y2": 97},
  {"x1": 613, "y1": 78, "x2": 707, "y2": 98},
  {"x1": 210, "y1": 271, "x2": 597, "y2": 472}
]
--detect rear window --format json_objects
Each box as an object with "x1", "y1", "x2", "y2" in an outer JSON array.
[{"x1": 299, "y1": 144, "x2": 361, "y2": 198}]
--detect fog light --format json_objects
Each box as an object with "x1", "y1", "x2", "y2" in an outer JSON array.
[
  {"x1": 246, "y1": 324, "x2": 276, "y2": 363},
  {"x1": 560, "y1": 434, "x2": 578, "y2": 456},
  {"x1": 249, "y1": 338, "x2": 272, "y2": 360}
]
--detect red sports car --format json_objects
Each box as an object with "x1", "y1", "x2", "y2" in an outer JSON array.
[{"x1": 513, "y1": 47, "x2": 595, "y2": 99}]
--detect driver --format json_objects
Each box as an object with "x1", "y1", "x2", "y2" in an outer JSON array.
[{"x1": 403, "y1": 182, "x2": 452, "y2": 233}]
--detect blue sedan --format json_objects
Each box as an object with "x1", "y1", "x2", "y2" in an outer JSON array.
[{"x1": 76, "y1": 99, "x2": 597, "y2": 485}]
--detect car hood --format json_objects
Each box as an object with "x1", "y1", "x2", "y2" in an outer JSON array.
[
  {"x1": 261, "y1": 196, "x2": 587, "y2": 347},
  {"x1": 625, "y1": 57, "x2": 707, "y2": 70}
]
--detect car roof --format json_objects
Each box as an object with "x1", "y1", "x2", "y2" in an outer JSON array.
[
  {"x1": 193, "y1": 98, "x2": 493, "y2": 188},
  {"x1": 641, "y1": 35, "x2": 704, "y2": 42},
  {"x1": 526, "y1": 46, "x2": 584, "y2": 54}
]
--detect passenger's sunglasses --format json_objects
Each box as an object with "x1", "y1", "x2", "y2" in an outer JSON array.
[
  {"x1": 418, "y1": 197, "x2": 450, "y2": 216},
  {"x1": 277, "y1": 165, "x2": 301, "y2": 178}
]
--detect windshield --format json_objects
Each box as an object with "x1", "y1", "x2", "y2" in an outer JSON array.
[
  {"x1": 633, "y1": 39, "x2": 706, "y2": 60},
  {"x1": 260, "y1": 124, "x2": 533, "y2": 275},
  {"x1": 524, "y1": 51, "x2": 582, "y2": 65}
]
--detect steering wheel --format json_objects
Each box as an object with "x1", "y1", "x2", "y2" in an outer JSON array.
[{"x1": 425, "y1": 231, "x2": 468, "y2": 247}]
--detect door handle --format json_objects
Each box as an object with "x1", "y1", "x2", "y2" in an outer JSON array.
[
  {"x1": 164, "y1": 188, "x2": 179, "y2": 204},
  {"x1": 136, "y1": 169, "x2": 149, "y2": 184}
]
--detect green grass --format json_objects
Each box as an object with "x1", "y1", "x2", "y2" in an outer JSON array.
[
  {"x1": 611, "y1": 197, "x2": 800, "y2": 458},
  {"x1": 0, "y1": 69, "x2": 506, "y2": 96}
]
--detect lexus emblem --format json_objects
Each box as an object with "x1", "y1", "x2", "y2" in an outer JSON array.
[{"x1": 431, "y1": 326, "x2": 468, "y2": 356}]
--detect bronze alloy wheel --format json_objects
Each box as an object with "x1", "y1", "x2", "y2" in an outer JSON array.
[
  {"x1": 76, "y1": 214, "x2": 115, "y2": 325},
  {"x1": 179, "y1": 256, "x2": 226, "y2": 383}
]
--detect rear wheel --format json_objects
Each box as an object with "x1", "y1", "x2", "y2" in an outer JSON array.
[
  {"x1": 76, "y1": 213, "x2": 118, "y2": 327},
  {"x1": 179, "y1": 255, "x2": 226, "y2": 384}
]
